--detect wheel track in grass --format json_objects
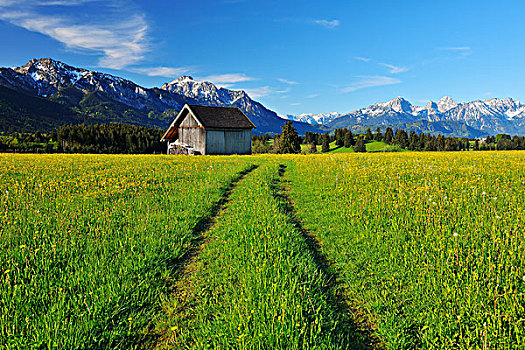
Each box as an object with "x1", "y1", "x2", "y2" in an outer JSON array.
[
  {"x1": 146, "y1": 163, "x2": 259, "y2": 347},
  {"x1": 164, "y1": 163, "x2": 259, "y2": 281},
  {"x1": 273, "y1": 163, "x2": 383, "y2": 350}
]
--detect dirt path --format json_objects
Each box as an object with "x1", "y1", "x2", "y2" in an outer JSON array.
[
  {"x1": 146, "y1": 164, "x2": 259, "y2": 348},
  {"x1": 274, "y1": 163, "x2": 382, "y2": 350},
  {"x1": 148, "y1": 162, "x2": 380, "y2": 349}
]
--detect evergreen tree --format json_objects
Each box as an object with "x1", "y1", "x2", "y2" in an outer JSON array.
[
  {"x1": 384, "y1": 127, "x2": 394, "y2": 144},
  {"x1": 277, "y1": 121, "x2": 301, "y2": 154},
  {"x1": 354, "y1": 135, "x2": 367, "y2": 152},
  {"x1": 374, "y1": 127, "x2": 383, "y2": 141},
  {"x1": 408, "y1": 131, "x2": 418, "y2": 151},
  {"x1": 365, "y1": 128, "x2": 374, "y2": 141},
  {"x1": 335, "y1": 129, "x2": 344, "y2": 146},
  {"x1": 344, "y1": 130, "x2": 354, "y2": 148},
  {"x1": 309, "y1": 143, "x2": 317, "y2": 154},
  {"x1": 393, "y1": 129, "x2": 409, "y2": 149},
  {"x1": 321, "y1": 133, "x2": 330, "y2": 153}
]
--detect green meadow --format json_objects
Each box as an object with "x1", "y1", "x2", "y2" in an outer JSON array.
[{"x1": 1, "y1": 152, "x2": 524, "y2": 349}]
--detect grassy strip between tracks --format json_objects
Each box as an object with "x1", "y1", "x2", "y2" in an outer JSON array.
[{"x1": 155, "y1": 160, "x2": 367, "y2": 349}]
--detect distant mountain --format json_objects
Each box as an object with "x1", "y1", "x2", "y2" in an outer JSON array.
[
  {"x1": 280, "y1": 112, "x2": 342, "y2": 125},
  {"x1": 325, "y1": 96, "x2": 525, "y2": 137},
  {"x1": 0, "y1": 58, "x2": 320, "y2": 134},
  {"x1": 160, "y1": 76, "x2": 320, "y2": 134}
]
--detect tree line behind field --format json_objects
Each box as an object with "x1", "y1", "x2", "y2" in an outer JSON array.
[
  {"x1": 1, "y1": 121, "x2": 524, "y2": 155},
  {"x1": 253, "y1": 122, "x2": 525, "y2": 154},
  {"x1": 0, "y1": 123, "x2": 164, "y2": 154}
]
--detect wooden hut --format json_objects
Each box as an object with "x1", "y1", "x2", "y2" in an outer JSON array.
[{"x1": 161, "y1": 104, "x2": 255, "y2": 155}]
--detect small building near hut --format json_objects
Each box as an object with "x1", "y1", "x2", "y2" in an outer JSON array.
[{"x1": 161, "y1": 104, "x2": 255, "y2": 155}]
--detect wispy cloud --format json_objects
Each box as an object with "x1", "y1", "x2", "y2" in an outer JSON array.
[
  {"x1": 379, "y1": 63, "x2": 409, "y2": 74},
  {"x1": 242, "y1": 86, "x2": 289, "y2": 98},
  {"x1": 437, "y1": 46, "x2": 472, "y2": 57},
  {"x1": 439, "y1": 46, "x2": 471, "y2": 52},
  {"x1": 340, "y1": 75, "x2": 401, "y2": 93},
  {"x1": 353, "y1": 56, "x2": 370, "y2": 63},
  {"x1": 290, "y1": 102, "x2": 301, "y2": 106},
  {"x1": 131, "y1": 66, "x2": 193, "y2": 77},
  {"x1": 307, "y1": 93, "x2": 319, "y2": 98},
  {"x1": 243, "y1": 86, "x2": 272, "y2": 98},
  {"x1": 0, "y1": 0, "x2": 148, "y2": 69},
  {"x1": 315, "y1": 19, "x2": 340, "y2": 29},
  {"x1": 278, "y1": 78, "x2": 299, "y2": 85},
  {"x1": 201, "y1": 73, "x2": 256, "y2": 84},
  {"x1": 275, "y1": 17, "x2": 340, "y2": 30}
]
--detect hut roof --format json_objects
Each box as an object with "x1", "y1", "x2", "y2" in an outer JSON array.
[
  {"x1": 188, "y1": 105, "x2": 256, "y2": 129},
  {"x1": 161, "y1": 104, "x2": 255, "y2": 141}
]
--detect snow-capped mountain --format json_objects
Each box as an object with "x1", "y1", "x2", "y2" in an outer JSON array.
[
  {"x1": 3, "y1": 58, "x2": 525, "y2": 136},
  {"x1": 0, "y1": 58, "x2": 319, "y2": 134},
  {"x1": 159, "y1": 75, "x2": 311, "y2": 133},
  {"x1": 327, "y1": 97, "x2": 422, "y2": 127},
  {"x1": 324, "y1": 96, "x2": 525, "y2": 136},
  {"x1": 436, "y1": 96, "x2": 459, "y2": 113},
  {"x1": 2, "y1": 58, "x2": 179, "y2": 110},
  {"x1": 280, "y1": 112, "x2": 342, "y2": 125}
]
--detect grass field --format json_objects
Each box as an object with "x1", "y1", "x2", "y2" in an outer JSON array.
[
  {"x1": 1, "y1": 152, "x2": 524, "y2": 349},
  {"x1": 300, "y1": 140, "x2": 404, "y2": 154}
]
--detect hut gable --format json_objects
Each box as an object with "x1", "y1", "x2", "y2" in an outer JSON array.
[{"x1": 161, "y1": 104, "x2": 255, "y2": 155}]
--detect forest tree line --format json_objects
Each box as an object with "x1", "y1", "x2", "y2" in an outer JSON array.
[
  {"x1": 1, "y1": 121, "x2": 525, "y2": 154},
  {"x1": 0, "y1": 123, "x2": 164, "y2": 154},
  {"x1": 252, "y1": 124, "x2": 525, "y2": 154}
]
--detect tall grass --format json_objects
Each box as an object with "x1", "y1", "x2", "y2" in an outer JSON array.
[
  {"x1": 287, "y1": 152, "x2": 525, "y2": 349},
  {"x1": 0, "y1": 154, "x2": 252, "y2": 348}
]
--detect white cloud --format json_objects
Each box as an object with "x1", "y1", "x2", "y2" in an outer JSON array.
[
  {"x1": 353, "y1": 56, "x2": 370, "y2": 63},
  {"x1": 242, "y1": 86, "x2": 289, "y2": 98},
  {"x1": 315, "y1": 19, "x2": 340, "y2": 29},
  {"x1": 0, "y1": 0, "x2": 149, "y2": 69},
  {"x1": 340, "y1": 75, "x2": 401, "y2": 93},
  {"x1": 437, "y1": 46, "x2": 472, "y2": 57},
  {"x1": 243, "y1": 86, "x2": 272, "y2": 98},
  {"x1": 307, "y1": 93, "x2": 319, "y2": 98},
  {"x1": 278, "y1": 78, "x2": 299, "y2": 85},
  {"x1": 439, "y1": 46, "x2": 471, "y2": 51},
  {"x1": 35, "y1": 0, "x2": 100, "y2": 5},
  {"x1": 200, "y1": 73, "x2": 256, "y2": 84},
  {"x1": 290, "y1": 102, "x2": 301, "y2": 106},
  {"x1": 131, "y1": 66, "x2": 193, "y2": 77},
  {"x1": 379, "y1": 63, "x2": 409, "y2": 74}
]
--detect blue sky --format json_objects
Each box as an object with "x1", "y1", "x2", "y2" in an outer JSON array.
[{"x1": 1, "y1": 0, "x2": 524, "y2": 116}]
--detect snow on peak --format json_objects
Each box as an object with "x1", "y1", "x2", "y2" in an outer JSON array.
[
  {"x1": 13, "y1": 57, "x2": 88, "y2": 86},
  {"x1": 436, "y1": 96, "x2": 459, "y2": 112},
  {"x1": 383, "y1": 97, "x2": 413, "y2": 113},
  {"x1": 424, "y1": 101, "x2": 439, "y2": 110},
  {"x1": 281, "y1": 112, "x2": 342, "y2": 125},
  {"x1": 170, "y1": 76, "x2": 194, "y2": 84},
  {"x1": 161, "y1": 75, "x2": 252, "y2": 107}
]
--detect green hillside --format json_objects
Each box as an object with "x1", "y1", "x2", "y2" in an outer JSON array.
[
  {"x1": 0, "y1": 85, "x2": 83, "y2": 133},
  {"x1": 0, "y1": 85, "x2": 175, "y2": 133}
]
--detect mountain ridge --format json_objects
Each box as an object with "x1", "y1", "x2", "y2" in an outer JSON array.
[
  {"x1": 287, "y1": 96, "x2": 525, "y2": 136},
  {"x1": 0, "y1": 58, "x2": 320, "y2": 134},
  {"x1": 2, "y1": 58, "x2": 525, "y2": 137}
]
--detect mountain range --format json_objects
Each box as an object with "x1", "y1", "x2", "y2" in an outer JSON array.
[
  {"x1": 283, "y1": 96, "x2": 525, "y2": 137},
  {"x1": 0, "y1": 58, "x2": 318, "y2": 134},
  {"x1": 1, "y1": 58, "x2": 525, "y2": 137}
]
